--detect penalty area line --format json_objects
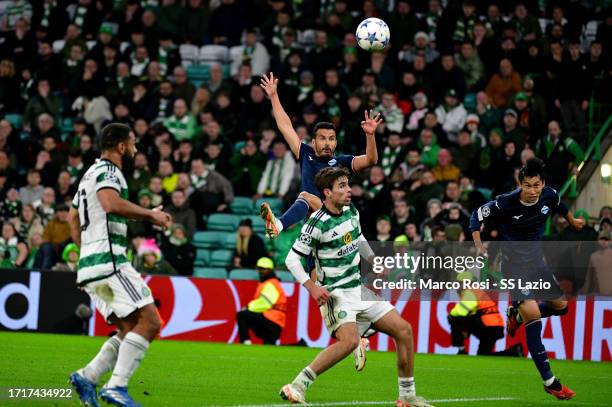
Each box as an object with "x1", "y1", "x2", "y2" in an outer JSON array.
[{"x1": 226, "y1": 396, "x2": 516, "y2": 407}]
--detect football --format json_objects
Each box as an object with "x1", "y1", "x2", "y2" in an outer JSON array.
[{"x1": 355, "y1": 17, "x2": 391, "y2": 51}]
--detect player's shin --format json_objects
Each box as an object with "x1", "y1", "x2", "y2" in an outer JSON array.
[
  {"x1": 80, "y1": 335, "x2": 122, "y2": 384},
  {"x1": 525, "y1": 319, "x2": 556, "y2": 385},
  {"x1": 105, "y1": 332, "x2": 150, "y2": 388}
]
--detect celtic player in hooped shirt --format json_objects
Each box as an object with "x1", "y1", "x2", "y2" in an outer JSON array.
[
  {"x1": 67, "y1": 123, "x2": 172, "y2": 407},
  {"x1": 281, "y1": 167, "x2": 434, "y2": 407}
]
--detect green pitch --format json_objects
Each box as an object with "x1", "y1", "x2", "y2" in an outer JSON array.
[{"x1": 1, "y1": 332, "x2": 610, "y2": 406}]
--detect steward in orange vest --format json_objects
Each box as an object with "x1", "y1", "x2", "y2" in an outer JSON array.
[
  {"x1": 237, "y1": 257, "x2": 287, "y2": 345},
  {"x1": 448, "y1": 272, "x2": 522, "y2": 356}
]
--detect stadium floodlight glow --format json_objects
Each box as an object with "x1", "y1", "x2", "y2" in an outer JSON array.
[{"x1": 601, "y1": 163, "x2": 611, "y2": 178}]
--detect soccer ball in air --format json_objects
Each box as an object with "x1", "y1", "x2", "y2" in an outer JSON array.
[{"x1": 355, "y1": 18, "x2": 390, "y2": 52}]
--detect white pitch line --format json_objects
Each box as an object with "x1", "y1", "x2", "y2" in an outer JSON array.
[{"x1": 224, "y1": 396, "x2": 516, "y2": 407}]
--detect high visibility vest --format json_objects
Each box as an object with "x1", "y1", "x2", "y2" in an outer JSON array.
[
  {"x1": 450, "y1": 289, "x2": 503, "y2": 327},
  {"x1": 248, "y1": 278, "x2": 287, "y2": 328}
]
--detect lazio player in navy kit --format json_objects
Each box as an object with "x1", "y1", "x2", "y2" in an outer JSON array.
[
  {"x1": 470, "y1": 159, "x2": 584, "y2": 401},
  {"x1": 257, "y1": 72, "x2": 382, "y2": 238}
]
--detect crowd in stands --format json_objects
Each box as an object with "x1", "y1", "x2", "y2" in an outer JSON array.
[{"x1": 0, "y1": 0, "x2": 610, "y2": 294}]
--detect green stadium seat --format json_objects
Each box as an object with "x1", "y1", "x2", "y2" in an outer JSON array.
[
  {"x1": 276, "y1": 270, "x2": 295, "y2": 282},
  {"x1": 4, "y1": 114, "x2": 23, "y2": 129},
  {"x1": 234, "y1": 140, "x2": 246, "y2": 152},
  {"x1": 61, "y1": 117, "x2": 73, "y2": 134},
  {"x1": 193, "y1": 267, "x2": 227, "y2": 279},
  {"x1": 209, "y1": 249, "x2": 234, "y2": 267},
  {"x1": 223, "y1": 233, "x2": 237, "y2": 250},
  {"x1": 207, "y1": 214, "x2": 240, "y2": 232},
  {"x1": 193, "y1": 231, "x2": 226, "y2": 249},
  {"x1": 195, "y1": 249, "x2": 212, "y2": 266},
  {"x1": 229, "y1": 268, "x2": 259, "y2": 280},
  {"x1": 464, "y1": 93, "x2": 477, "y2": 113},
  {"x1": 476, "y1": 187, "x2": 492, "y2": 201},
  {"x1": 255, "y1": 197, "x2": 284, "y2": 214},
  {"x1": 187, "y1": 64, "x2": 210, "y2": 87},
  {"x1": 248, "y1": 215, "x2": 266, "y2": 234},
  {"x1": 230, "y1": 196, "x2": 254, "y2": 214}
]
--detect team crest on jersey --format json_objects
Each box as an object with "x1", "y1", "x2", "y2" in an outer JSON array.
[
  {"x1": 141, "y1": 287, "x2": 151, "y2": 297},
  {"x1": 481, "y1": 206, "x2": 491, "y2": 217},
  {"x1": 299, "y1": 233, "x2": 312, "y2": 245},
  {"x1": 338, "y1": 311, "x2": 347, "y2": 319},
  {"x1": 541, "y1": 205, "x2": 549, "y2": 214},
  {"x1": 343, "y1": 232, "x2": 352, "y2": 244},
  {"x1": 328, "y1": 158, "x2": 337, "y2": 166}
]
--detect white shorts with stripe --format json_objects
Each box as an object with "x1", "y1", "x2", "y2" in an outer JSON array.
[
  {"x1": 83, "y1": 263, "x2": 154, "y2": 322},
  {"x1": 320, "y1": 285, "x2": 394, "y2": 337}
]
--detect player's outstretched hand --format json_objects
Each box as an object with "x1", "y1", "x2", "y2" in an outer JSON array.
[
  {"x1": 309, "y1": 285, "x2": 331, "y2": 306},
  {"x1": 361, "y1": 109, "x2": 383, "y2": 135},
  {"x1": 151, "y1": 206, "x2": 172, "y2": 229},
  {"x1": 260, "y1": 73, "x2": 278, "y2": 98}
]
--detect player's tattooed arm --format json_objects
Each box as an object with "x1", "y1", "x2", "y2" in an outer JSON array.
[
  {"x1": 353, "y1": 110, "x2": 383, "y2": 171},
  {"x1": 260, "y1": 72, "x2": 301, "y2": 158}
]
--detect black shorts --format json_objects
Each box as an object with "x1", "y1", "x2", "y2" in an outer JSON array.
[{"x1": 500, "y1": 257, "x2": 563, "y2": 306}]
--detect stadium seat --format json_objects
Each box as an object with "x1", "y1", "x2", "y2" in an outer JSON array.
[
  {"x1": 186, "y1": 64, "x2": 210, "y2": 87},
  {"x1": 207, "y1": 213, "x2": 239, "y2": 232},
  {"x1": 230, "y1": 196, "x2": 254, "y2": 214},
  {"x1": 52, "y1": 39, "x2": 65, "y2": 54},
  {"x1": 209, "y1": 249, "x2": 234, "y2": 267},
  {"x1": 4, "y1": 114, "x2": 23, "y2": 129},
  {"x1": 233, "y1": 140, "x2": 246, "y2": 152},
  {"x1": 223, "y1": 233, "x2": 237, "y2": 250},
  {"x1": 255, "y1": 197, "x2": 283, "y2": 214},
  {"x1": 276, "y1": 270, "x2": 295, "y2": 282},
  {"x1": 248, "y1": 215, "x2": 266, "y2": 234},
  {"x1": 195, "y1": 249, "x2": 212, "y2": 266},
  {"x1": 229, "y1": 268, "x2": 259, "y2": 280},
  {"x1": 463, "y1": 93, "x2": 476, "y2": 113},
  {"x1": 61, "y1": 117, "x2": 73, "y2": 134},
  {"x1": 193, "y1": 231, "x2": 228, "y2": 249},
  {"x1": 179, "y1": 44, "x2": 199, "y2": 66},
  {"x1": 199, "y1": 45, "x2": 229, "y2": 63},
  {"x1": 477, "y1": 187, "x2": 492, "y2": 201},
  {"x1": 193, "y1": 267, "x2": 227, "y2": 279}
]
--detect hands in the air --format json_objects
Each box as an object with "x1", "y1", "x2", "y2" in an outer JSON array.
[{"x1": 361, "y1": 109, "x2": 384, "y2": 135}]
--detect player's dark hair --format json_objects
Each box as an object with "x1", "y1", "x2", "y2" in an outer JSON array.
[
  {"x1": 99, "y1": 123, "x2": 131, "y2": 151},
  {"x1": 313, "y1": 122, "x2": 336, "y2": 137},
  {"x1": 519, "y1": 158, "x2": 545, "y2": 182},
  {"x1": 315, "y1": 167, "x2": 350, "y2": 195}
]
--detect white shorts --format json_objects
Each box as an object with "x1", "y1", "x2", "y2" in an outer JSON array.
[
  {"x1": 83, "y1": 263, "x2": 154, "y2": 323},
  {"x1": 320, "y1": 285, "x2": 394, "y2": 337}
]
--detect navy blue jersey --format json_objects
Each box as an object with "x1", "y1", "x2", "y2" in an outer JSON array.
[
  {"x1": 470, "y1": 187, "x2": 569, "y2": 264},
  {"x1": 298, "y1": 143, "x2": 355, "y2": 199}
]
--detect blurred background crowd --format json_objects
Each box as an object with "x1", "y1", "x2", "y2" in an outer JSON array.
[{"x1": 0, "y1": 0, "x2": 609, "y2": 295}]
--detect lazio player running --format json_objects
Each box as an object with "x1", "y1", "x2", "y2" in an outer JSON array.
[
  {"x1": 67, "y1": 124, "x2": 172, "y2": 407},
  {"x1": 281, "y1": 167, "x2": 434, "y2": 407},
  {"x1": 258, "y1": 72, "x2": 382, "y2": 238},
  {"x1": 470, "y1": 158, "x2": 584, "y2": 400}
]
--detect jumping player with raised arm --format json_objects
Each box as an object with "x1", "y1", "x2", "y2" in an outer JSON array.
[
  {"x1": 469, "y1": 158, "x2": 583, "y2": 400},
  {"x1": 67, "y1": 123, "x2": 172, "y2": 407},
  {"x1": 281, "y1": 167, "x2": 434, "y2": 407},
  {"x1": 258, "y1": 72, "x2": 382, "y2": 239}
]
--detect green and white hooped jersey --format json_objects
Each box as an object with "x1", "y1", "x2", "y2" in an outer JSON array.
[
  {"x1": 72, "y1": 159, "x2": 129, "y2": 285},
  {"x1": 292, "y1": 203, "x2": 362, "y2": 291}
]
